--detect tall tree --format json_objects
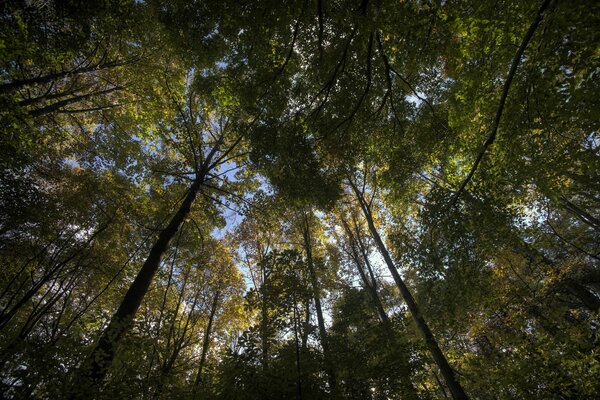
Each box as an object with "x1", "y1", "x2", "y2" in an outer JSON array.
[
  {"x1": 73, "y1": 79, "x2": 249, "y2": 394},
  {"x1": 349, "y1": 173, "x2": 468, "y2": 400},
  {"x1": 300, "y1": 211, "x2": 339, "y2": 397}
]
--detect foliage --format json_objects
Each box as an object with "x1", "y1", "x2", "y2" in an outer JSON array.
[{"x1": 0, "y1": 0, "x2": 598, "y2": 399}]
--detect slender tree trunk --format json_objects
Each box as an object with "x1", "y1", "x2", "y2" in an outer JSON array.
[
  {"x1": 154, "y1": 274, "x2": 198, "y2": 400},
  {"x1": 350, "y1": 182, "x2": 468, "y2": 400},
  {"x1": 0, "y1": 222, "x2": 109, "y2": 331},
  {"x1": 434, "y1": 371, "x2": 449, "y2": 399},
  {"x1": 293, "y1": 293, "x2": 303, "y2": 400},
  {"x1": 194, "y1": 290, "x2": 220, "y2": 393},
  {"x1": 145, "y1": 235, "x2": 180, "y2": 390},
  {"x1": 301, "y1": 299, "x2": 310, "y2": 350},
  {"x1": 72, "y1": 178, "x2": 203, "y2": 398},
  {"x1": 341, "y1": 217, "x2": 390, "y2": 327},
  {"x1": 341, "y1": 216, "x2": 419, "y2": 399},
  {"x1": 17, "y1": 270, "x2": 80, "y2": 340},
  {"x1": 359, "y1": 258, "x2": 391, "y2": 327},
  {"x1": 154, "y1": 344, "x2": 182, "y2": 400},
  {"x1": 260, "y1": 260, "x2": 270, "y2": 371},
  {"x1": 562, "y1": 198, "x2": 600, "y2": 232},
  {"x1": 302, "y1": 214, "x2": 338, "y2": 398}
]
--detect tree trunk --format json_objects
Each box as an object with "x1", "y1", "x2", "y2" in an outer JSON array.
[
  {"x1": 154, "y1": 275, "x2": 199, "y2": 400},
  {"x1": 301, "y1": 299, "x2": 310, "y2": 350},
  {"x1": 194, "y1": 290, "x2": 220, "y2": 393},
  {"x1": 260, "y1": 260, "x2": 270, "y2": 371},
  {"x1": 341, "y1": 217, "x2": 391, "y2": 327},
  {"x1": 302, "y1": 214, "x2": 338, "y2": 398},
  {"x1": 73, "y1": 177, "x2": 203, "y2": 397},
  {"x1": 0, "y1": 222, "x2": 109, "y2": 332},
  {"x1": 565, "y1": 280, "x2": 600, "y2": 312},
  {"x1": 341, "y1": 216, "x2": 419, "y2": 399},
  {"x1": 350, "y1": 182, "x2": 468, "y2": 400},
  {"x1": 293, "y1": 294, "x2": 303, "y2": 400}
]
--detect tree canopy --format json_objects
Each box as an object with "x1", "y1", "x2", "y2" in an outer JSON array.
[{"x1": 1, "y1": 0, "x2": 598, "y2": 399}]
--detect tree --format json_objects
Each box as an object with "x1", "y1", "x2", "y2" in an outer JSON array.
[
  {"x1": 348, "y1": 171, "x2": 468, "y2": 400},
  {"x1": 332, "y1": 205, "x2": 419, "y2": 399},
  {"x1": 72, "y1": 73, "x2": 250, "y2": 394}
]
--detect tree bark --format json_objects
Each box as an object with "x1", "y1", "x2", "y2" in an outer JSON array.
[
  {"x1": 260, "y1": 260, "x2": 270, "y2": 371},
  {"x1": 293, "y1": 294, "x2": 303, "y2": 400},
  {"x1": 341, "y1": 216, "x2": 419, "y2": 399},
  {"x1": 350, "y1": 181, "x2": 468, "y2": 400},
  {"x1": 73, "y1": 177, "x2": 203, "y2": 397},
  {"x1": 302, "y1": 213, "x2": 338, "y2": 397},
  {"x1": 194, "y1": 290, "x2": 220, "y2": 392}
]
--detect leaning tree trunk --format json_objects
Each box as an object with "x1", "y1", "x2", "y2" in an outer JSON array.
[
  {"x1": 341, "y1": 217, "x2": 391, "y2": 327},
  {"x1": 293, "y1": 292, "x2": 303, "y2": 400},
  {"x1": 302, "y1": 214, "x2": 338, "y2": 397},
  {"x1": 194, "y1": 290, "x2": 220, "y2": 393},
  {"x1": 260, "y1": 260, "x2": 270, "y2": 371},
  {"x1": 341, "y1": 216, "x2": 419, "y2": 399},
  {"x1": 72, "y1": 177, "x2": 203, "y2": 398},
  {"x1": 350, "y1": 182, "x2": 468, "y2": 400}
]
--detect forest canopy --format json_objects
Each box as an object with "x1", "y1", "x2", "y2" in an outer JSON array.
[{"x1": 0, "y1": 0, "x2": 599, "y2": 399}]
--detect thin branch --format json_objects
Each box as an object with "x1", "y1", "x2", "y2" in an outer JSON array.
[
  {"x1": 28, "y1": 86, "x2": 125, "y2": 117},
  {"x1": 207, "y1": 134, "x2": 244, "y2": 172},
  {"x1": 317, "y1": 0, "x2": 324, "y2": 62},
  {"x1": 199, "y1": 191, "x2": 243, "y2": 216},
  {"x1": 308, "y1": 26, "x2": 357, "y2": 120},
  {"x1": 205, "y1": 162, "x2": 246, "y2": 181},
  {"x1": 202, "y1": 183, "x2": 255, "y2": 209},
  {"x1": 274, "y1": 1, "x2": 306, "y2": 79},
  {"x1": 449, "y1": 0, "x2": 554, "y2": 206},
  {"x1": 546, "y1": 219, "x2": 600, "y2": 261},
  {"x1": 55, "y1": 103, "x2": 123, "y2": 114},
  {"x1": 0, "y1": 58, "x2": 134, "y2": 94},
  {"x1": 328, "y1": 31, "x2": 374, "y2": 136},
  {"x1": 211, "y1": 151, "x2": 251, "y2": 168}
]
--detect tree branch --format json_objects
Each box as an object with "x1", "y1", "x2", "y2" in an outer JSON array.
[{"x1": 449, "y1": 0, "x2": 554, "y2": 206}]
